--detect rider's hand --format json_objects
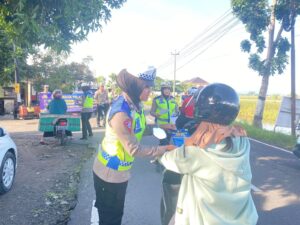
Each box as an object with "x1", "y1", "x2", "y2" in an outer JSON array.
[{"x1": 164, "y1": 145, "x2": 177, "y2": 151}]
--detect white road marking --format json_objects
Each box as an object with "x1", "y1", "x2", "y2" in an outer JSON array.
[
  {"x1": 249, "y1": 138, "x2": 293, "y2": 154},
  {"x1": 91, "y1": 200, "x2": 98, "y2": 225},
  {"x1": 251, "y1": 184, "x2": 262, "y2": 192}
]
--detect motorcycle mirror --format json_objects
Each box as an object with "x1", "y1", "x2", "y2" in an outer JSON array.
[{"x1": 153, "y1": 127, "x2": 167, "y2": 140}]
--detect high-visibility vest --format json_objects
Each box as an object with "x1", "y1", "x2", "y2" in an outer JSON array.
[
  {"x1": 83, "y1": 95, "x2": 94, "y2": 109},
  {"x1": 98, "y1": 96, "x2": 146, "y2": 171},
  {"x1": 155, "y1": 96, "x2": 177, "y2": 125}
]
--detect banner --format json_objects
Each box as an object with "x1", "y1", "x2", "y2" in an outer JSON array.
[
  {"x1": 38, "y1": 92, "x2": 86, "y2": 113},
  {"x1": 275, "y1": 96, "x2": 300, "y2": 128}
]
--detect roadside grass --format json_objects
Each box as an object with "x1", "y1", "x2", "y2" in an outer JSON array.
[
  {"x1": 236, "y1": 96, "x2": 297, "y2": 150},
  {"x1": 235, "y1": 121, "x2": 296, "y2": 150}
]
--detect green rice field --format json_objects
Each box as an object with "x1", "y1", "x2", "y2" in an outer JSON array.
[
  {"x1": 238, "y1": 95, "x2": 282, "y2": 125},
  {"x1": 145, "y1": 94, "x2": 283, "y2": 126}
]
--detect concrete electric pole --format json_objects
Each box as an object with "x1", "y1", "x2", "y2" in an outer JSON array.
[
  {"x1": 171, "y1": 50, "x2": 179, "y2": 96},
  {"x1": 290, "y1": 0, "x2": 296, "y2": 136},
  {"x1": 13, "y1": 43, "x2": 21, "y2": 103}
]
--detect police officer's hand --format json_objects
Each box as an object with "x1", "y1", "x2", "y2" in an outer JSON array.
[
  {"x1": 169, "y1": 124, "x2": 177, "y2": 130},
  {"x1": 159, "y1": 124, "x2": 177, "y2": 130},
  {"x1": 164, "y1": 145, "x2": 176, "y2": 151}
]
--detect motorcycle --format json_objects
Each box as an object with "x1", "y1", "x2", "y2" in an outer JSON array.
[
  {"x1": 152, "y1": 127, "x2": 190, "y2": 225},
  {"x1": 52, "y1": 117, "x2": 71, "y2": 146}
]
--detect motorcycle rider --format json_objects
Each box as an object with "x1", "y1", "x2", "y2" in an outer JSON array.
[
  {"x1": 159, "y1": 83, "x2": 258, "y2": 225},
  {"x1": 40, "y1": 89, "x2": 69, "y2": 145}
]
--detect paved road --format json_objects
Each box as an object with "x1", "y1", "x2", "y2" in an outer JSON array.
[
  {"x1": 249, "y1": 139, "x2": 300, "y2": 225},
  {"x1": 68, "y1": 135, "x2": 300, "y2": 225}
]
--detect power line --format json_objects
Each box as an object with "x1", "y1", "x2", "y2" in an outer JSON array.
[
  {"x1": 176, "y1": 19, "x2": 240, "y2": 72},
  {"x1": 157, "y1": 9, "x2": 238, "y2": 72},
  {"x1": 179, "y1": 17, "x2": 239, "y2": 60},
  {"x1": 179, "y1": 9, "x2": 233, "y2": 53}
]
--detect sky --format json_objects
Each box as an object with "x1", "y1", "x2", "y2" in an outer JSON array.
[{"x1": 68, "y1": 0, "x2": 300, "y2": 95}]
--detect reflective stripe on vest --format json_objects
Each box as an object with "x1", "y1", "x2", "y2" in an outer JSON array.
[
  {"x1": 98, "y1": 97, "x2": 146, "y2": 171},
  {"x1": 83, "y1": 96, "x2": 93, "y2": 108},
  {"x1": 155, "y1": 97, "x2": 176, "y2": 125},
  {"x1": 132, "y1": 109, "x2": 146, "y2": 141},
  {"x1": 98, "y1": 149, "x2": 133, "y2": 171}
]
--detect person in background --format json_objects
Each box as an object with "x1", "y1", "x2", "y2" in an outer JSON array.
[
  {"x1": 175, "y1": 87, "x2": 202, "y2": 134},
  {"x1": 159, "y1": 83, "x2": 258, "y2": 225},
  {"x1": 13, "y1": 100, "x2": 20, "y2": 120},
  {"x1": 150, "y1": 81, "x2": 178, "y2": 145},
  {"x1": 80, "y1": 83, "x2": 94, "y2": 140},
  {"x1": 107, "y1": 87, "x2": 114, "y2": 105},
  {"x1": 94, "y1": 84, "x2": 109, "y2": 127},
  {"x1": 92, "y1": 67, "x2": 176, "y2": 225},
  {"x1": 40, "y1": 89, "x2": 68, "y2": 145}
]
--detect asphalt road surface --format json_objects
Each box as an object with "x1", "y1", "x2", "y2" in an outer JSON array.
[{"x1": 68, "y1": 134, "x2": 300, "y2": 225}]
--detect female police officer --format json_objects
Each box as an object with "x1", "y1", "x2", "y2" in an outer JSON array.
[{"x1": 92, "y1": 67, "x2": 175, "y2": 225}]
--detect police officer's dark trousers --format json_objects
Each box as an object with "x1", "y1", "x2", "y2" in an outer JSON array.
[
  {"x1": 97, "y1": 103, "x2": 109, "y2": 126},
  {"x1": 93, "y1": 173, "x2": 128, "y2": 225},
  {"x1": 81, "y1": 112, "x2": 93, "y2": 139}
]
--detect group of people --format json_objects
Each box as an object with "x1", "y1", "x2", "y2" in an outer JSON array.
[
  {"x1": 81, "y1": 82, "x2": 117, "y2": 140},
  {"x1": 39, "y1": 83, "x2": 115, "y2": 143},
  {"x1": 91, "y1": 66, "x2": 258, "y2": 225},
  {"x1": 38, "y1": 67, "x2": 258, "y2": 224},
  {"x1": 38, "y1": 66, "x2": 258, "y2": 224}
]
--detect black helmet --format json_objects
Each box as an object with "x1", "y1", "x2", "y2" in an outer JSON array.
[{"x1": 194, "y1": 83, "x2": 240, "y2": 125}]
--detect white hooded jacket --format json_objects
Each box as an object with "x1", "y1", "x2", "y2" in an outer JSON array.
[{"x1": 159, "y1": 136, "x2": 258, "y2": 225}]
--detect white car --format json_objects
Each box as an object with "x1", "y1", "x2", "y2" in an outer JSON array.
[{"x1": 0, "y1": 127, "x2": 17, "y2": 194}]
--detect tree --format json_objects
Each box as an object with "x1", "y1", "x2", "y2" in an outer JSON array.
[
  {"x1": 1, "y1": 0, "x2": 127, "y2": 52},
  {"x1": 29, "y1": 50, "x2": 95, "y2": 93},
  {"x1": 96, "y1": 75, "x2": 106, "y2": 85},
  {"x1": 0, "y1": 28, "x2": 29, "y2": 86},
  {"x1": 0, "y1": 0, "x2": 126, "y2": 85},
  {"x1": 106, "y1": 72, "x2": 122, "y2": 94},
  {"x1": 231, "y1": 0, "x2": 299, "y2": 128}
]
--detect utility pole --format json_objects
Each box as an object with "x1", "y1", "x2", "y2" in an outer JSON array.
[
  {"x1": 171, "y1": 50, "x2": 179, "y2": 96},
  {"x1": 13, "y1": 42, "x2": 21, "y2": 103},
  {"x1": 290, "y1": 0, "x2": 296, "y2": 136}
]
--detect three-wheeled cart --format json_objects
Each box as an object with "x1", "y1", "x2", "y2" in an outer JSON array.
[{"x1": 38, "y1": 113, "x2": 81, "y2": 145}]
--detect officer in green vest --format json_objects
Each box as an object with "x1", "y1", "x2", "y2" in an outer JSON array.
[
  {"x1": 92, "y1": 67, "x2": 176, "y2": 225},
  {"x1": 150, "y1": 81, "x2": 178, "y2": 145},
  {"x1": 80, "y1": 83, "x2": 94, "y2": 140}
]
